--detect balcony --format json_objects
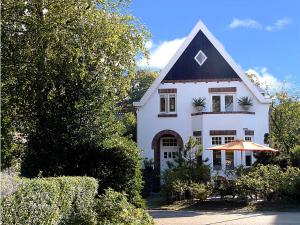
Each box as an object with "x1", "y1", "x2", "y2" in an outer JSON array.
[{"x1": 191, "y1": 111, "x2": 255, "y2": 116}]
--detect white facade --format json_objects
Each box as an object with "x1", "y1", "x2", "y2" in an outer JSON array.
[{"x1": 134, "y1": 21, "x2": 271, "y2": 176}]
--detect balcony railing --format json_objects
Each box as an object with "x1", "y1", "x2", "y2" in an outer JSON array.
[{"x1": 191, "y1": 111, "x2": 255, "y2": 116}]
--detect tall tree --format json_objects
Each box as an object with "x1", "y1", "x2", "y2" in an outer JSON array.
[
  {"x1": 1, "y1": 0, "x2": 149, "y2": 203},
  {"x1": 270, "y1": 91, "x2": 300, "y2": 153}
]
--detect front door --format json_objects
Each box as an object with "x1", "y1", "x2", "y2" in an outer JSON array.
[{"x1": 160, "y1": 137, "x2": 179, "y2": 174}]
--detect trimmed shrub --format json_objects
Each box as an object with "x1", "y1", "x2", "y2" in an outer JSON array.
[
  {"x1": 1, "y1": 176, "x2": 98, "y2": 225},
  {"x1": 96, "y1": 188, "x2": 154, "y2": 225}
]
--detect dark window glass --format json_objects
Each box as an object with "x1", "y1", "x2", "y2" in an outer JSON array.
[
  {"x1": 160, "y1": 96, "x2": 166, "y2": 112},
  {"x1": 225, "y1": 151, "x2": 234, "y2": 170},
  {"x1": 212, "y1": 96, "x2": 221, "y2": 112},
  {"x1": 213, "y1": 150, "x2": 222, "y2": 170},
  {"x1": 245, "y1": 155, "x2": 252, "y2": 166},
  {"x1": 172, "y1": 152, "x2": 176, "y2": 158},
  {"x1": 169, "y1": 95, "x2": 176, "y2": 112},
  {"x1": 164, "y1": 152, "x2": 167, "y2": 159},
  {"x1": 225, "y1": 95, "x2": 233, "y2": 112}
]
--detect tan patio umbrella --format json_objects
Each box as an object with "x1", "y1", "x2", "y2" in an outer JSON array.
[
  {"x1": 207, "y1": 139, "x2": 278, "y2": 152},
  {"x1": 207, "y1": 139, "x2": 278, "y2": 166}
]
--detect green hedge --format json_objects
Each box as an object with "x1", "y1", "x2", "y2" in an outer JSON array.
[
  {"x1": 1, "y1": 176, "x2": 154, "y2": 225},
  {"x1": 1, "y1": 176, "x2": 98, "y2": 225}
]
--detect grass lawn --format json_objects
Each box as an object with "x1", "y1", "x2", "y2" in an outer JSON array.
[{"x1": 146, "y1": 193, "x2": 300, "y2": 212}]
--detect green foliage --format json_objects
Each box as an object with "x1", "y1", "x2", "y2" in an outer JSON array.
[
  {"x1": 213, "y1": 178, "x2": 238, "y2": 199},
  {"x1": 192, "y1": 97, "x2": 206, "y2": 108},
  {"x1": 237, "y1": 96, "x2": 253, "y2": 106},
  {"x1": 1, "y1": 176, "x2": 98, "y2": 225},
  {"x1": 2, "y1": 0, "x2": 148, "y2": 176},
  {"x1": 189, "y1": 182, "x2": 212, "y2": 201},
  {"x1": 96, "y1": 188, "x2": 154, "y2": 225},
  {"x1": 142, "y1": 158, "x2": 157, "y2": 197},
  {"x1": 270, "y1": 91, "x2": 300, "y2": 153},
  {"x1": 22, "y1": 137, "x2": 144, "y2": 207},
  {"x1": 161, "y1": 137, "x2": 211, "y2": 201},
  {"x1": 128, "y1": 69, "x2": 158, "y2": 104},
  {"x1": 235, "y1": 164, "x2": 300, "y2": 201},
  {"x1": 291, "y1": 145, "x2": 300, "y2": 167},
  {"x1": 2, "y1": 0, "x2": 148, "y2": 205}
]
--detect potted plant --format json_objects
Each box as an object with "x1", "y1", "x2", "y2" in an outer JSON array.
[
  {"x1": 193, "y1": 97, "x2": 206, "y2": 111},
  {"x1": 238, "y1": 96, "x2": 253, "y2": 111}
]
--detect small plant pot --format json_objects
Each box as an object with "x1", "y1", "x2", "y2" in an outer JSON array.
[
  {"x1": 196, "y1": 106, "x2": 204, "y2": 112},
  {"x1": 242, "y1": 105, "x2": 251, "y2": 111}
]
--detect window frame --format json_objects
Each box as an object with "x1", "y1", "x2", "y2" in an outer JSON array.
[
  {"x1": 245, "y1": 151, "x2": 252, "y2": 167},
  {"x1": 213, "y1": 150, "x2": 222, "y2": 170},
  {"x1": 210, "y1": 94, "x2": 235, "y2": 112},
  {"x1": 159, "y1": 93, "x2": 177, "y2": 114},
  {"x1": 245, "y1": 136, "x2": 253, "y2": 142},
  {"x1": 224, "y1": 136, "x2": 235, "y2": 144},
  {"x1": 225, "y1": 150, "x2": 234, "y2": 170},
  {"x1": 212, "y1": 136, "x2": 222, "y2": 145}
]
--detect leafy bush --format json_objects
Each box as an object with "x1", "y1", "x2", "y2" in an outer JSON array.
[
  {"x1": 142, "y1": 158, "x2": 157, "y2": 197},
  {"x1": 22, "y1": 137, "x2": 144, "y2": 208},
  {"x1": 235, "y1": 164, "x2": 300, "y2": 201},
  {"x1": 213, "y1": 178, "x2": 237, "y2": 199},
  {"x1": 161, "y1": 137, "x2": 211, "y2": 201},
  {"x1": 1, "y1": 176, "x2": 98, "y2": 225},
  {"x1": 96, "y1": 188, "x2": 154, "y2": 225},
  {"x1": 189, "y1": 182, "x2": 211, "y2": 201}
]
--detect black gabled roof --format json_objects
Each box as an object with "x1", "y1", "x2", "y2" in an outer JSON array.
[{"x1": 163, "y1": 30, "x2": 240, "y2": 81}]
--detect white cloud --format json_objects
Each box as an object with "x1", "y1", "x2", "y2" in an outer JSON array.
[
  {"x1": 265, "y1": 18, "x2": 291, "y2": 31},
  {"x1": 229, "y1": 18, "x2": 291, "y2": 31},
  {"x1": 138, "y1": 37, "x2": 186, "y2": 69},
  {"x1": 245, "y1": 67, "x2": 284, "y2": 92},
  {"x1": 229, "y1": 18, "x2": 262, "y2": 29}
]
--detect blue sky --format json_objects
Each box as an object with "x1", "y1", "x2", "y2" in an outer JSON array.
[{"x1": 131, "y1": 0, "x2": 300, "y2": 91}]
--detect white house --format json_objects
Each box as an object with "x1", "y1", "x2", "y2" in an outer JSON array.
[{"x1": 134, "y1": 21, "x2": 271, "y2": 180}]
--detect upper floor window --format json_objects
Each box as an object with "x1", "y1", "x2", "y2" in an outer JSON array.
[
  {"x1": 212, "y1": 136, "x2": 222, "y2": 145},
  {"x1": 245, "y1": 136, "x2": 253, "y2": 142},
  {"x1": 224, "y1": 136, "x2": 235, "y2": 144},
  {"x1": 225, "y1": 95, "x2": 233, "y2": 111},
  {"x1": 160, "y1": 94, "x2": 177, "y2": 113},
  {"x1": 212, "y1": 96, "x2": 221, "y2": 112},
  {"x1": 211, "y1": 94, "x2": 235, "y2": 112}
]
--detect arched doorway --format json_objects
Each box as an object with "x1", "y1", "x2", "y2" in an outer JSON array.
[{"x1": 151, "y1": 130, "x2": 183, "y2": 190}]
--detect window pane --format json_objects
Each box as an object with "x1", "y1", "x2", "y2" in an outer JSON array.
[
  {"x1": 160, "y1": 96, "x2": 166, "y2": 112},
  {"x1": 162, "y1": 138, "x2": 177, "y2": 146},
  {"x1": 224, "y1": 136, "x2": 234, "y2": 144},
  {"x1": 164, "y1": 152, "x2": 167, "y2": 159},
  {"x1": 245, "y1": 151, "x2": 252, "y2": 166},
  {"x1": 225, "y1": 95, "x2": 233, "y2": 112},
  {"x1": 212, "y1": 96, "x2": 221, "y2": 112},
  {"x1": 245, "y1": 136, "x2": 252, "y2": 142},
  {"x1": 212, "y1": 136, "x2": 222, "y2": 145},
  {"x1": 169, "y1": 95, "x2": 176, "y2": 112},
  {"x1": 225, "y1": 151, "x2": 234, "y2": 170},
  {"x1": 213, "y1": 150, "x2": 222, "y2": 170}
]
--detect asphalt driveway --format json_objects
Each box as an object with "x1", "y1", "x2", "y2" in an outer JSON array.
[{"x1": 149, "y1": 210, "x2": 300, "y2": 225}]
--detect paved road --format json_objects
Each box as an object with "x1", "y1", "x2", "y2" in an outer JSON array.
[{"x1": 149, "y1": 210, "x2": 300, "y2": 225}]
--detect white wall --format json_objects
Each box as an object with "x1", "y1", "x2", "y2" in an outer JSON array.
[{"x1": 136, "y1": 80, "x2": 270, "y2": 170}]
